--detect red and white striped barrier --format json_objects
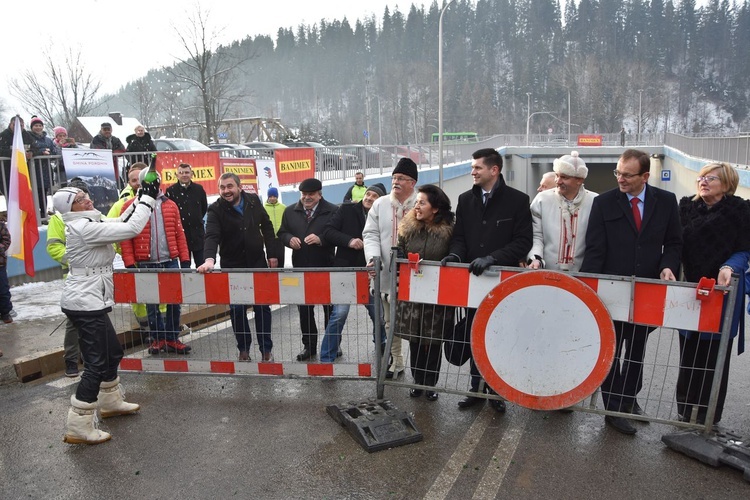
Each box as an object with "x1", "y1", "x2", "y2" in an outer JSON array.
[
  {"x1": 397, "y1": 263, "x2": 725, "y2": 333},
  {"x1": 114, "y1": 269, "x2": 371, "y2": 306},
  {"x1": 120, "y1": 357, "x2": 372, "y2": 378}
]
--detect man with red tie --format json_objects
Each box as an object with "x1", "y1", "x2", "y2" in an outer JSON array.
[{"x1": 581, "y1": 149, "x2": 682, "y2": 435}]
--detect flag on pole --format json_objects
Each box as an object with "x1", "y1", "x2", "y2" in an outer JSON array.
[{"x1": 7, "y1": 116, "x2": 39, "y2": 276}]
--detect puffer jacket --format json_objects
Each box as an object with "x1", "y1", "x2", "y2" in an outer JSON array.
[
  {"x1": 60, "y1": 196, "x2": 155, "y2": 313},
  {"x1": 29, "y1": 130, "x2": 58, "y2": 156},
  {"x1": 125, "y1": 132, "x2": 156, "y2": 153},
  {"x1": 119, "y1": 195, "x2": 189, "y2": 266},
  {"x1": 394, "y1": 209, "x2": 455, "y2": 344}
]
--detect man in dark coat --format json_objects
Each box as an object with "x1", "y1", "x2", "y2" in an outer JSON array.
[
  {"x1": 320, "y1": 183, "x2": 387, "y2": 362},
  {"x1": 441, "y1": 148, "x2": 532, "y2": 413},
  {"x1": 196, "y1": 172, "x2": 278, "y2": 362},
  {"x1": 580, "y1": 148, "x2": 682, "y2": 435},
  {"x1": 90, "y1": 122, "x2": 126, "y2": 151},
  {"x1": 0, "y1": 116, "x2": 34, "y2": 197},
  {"x1": 165, "y1": 163, "x2": 208, "y2": 267},
  {"x1": 277, "y1": 177, "x2": 337, "y2": 361}
]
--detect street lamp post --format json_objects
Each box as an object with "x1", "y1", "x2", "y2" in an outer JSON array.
[
  {"x1": 567, "y1": 88, "x2": 571, "y2": 144},
  {"x1": 438, "y1": 0, "x2": 456, "y2": 189},
  {"x1": 638, "y1": 89, "x2": 643, "y2": 143},
  {"x1": 525, "y1": 92, "x2": 532, "y2": 145}
]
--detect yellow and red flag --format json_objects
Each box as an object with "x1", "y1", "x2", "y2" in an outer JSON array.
[{"x1": 7, "y1": 116, "x2": 39, "y2": 276}]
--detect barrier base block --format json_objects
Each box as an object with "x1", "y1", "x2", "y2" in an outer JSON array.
[
  {"x1": 662, "y1": 429, "x2": 750, "y2": 482},
  {"x1": 326, "y1": 399, "x2": 422, "y2": 453}
]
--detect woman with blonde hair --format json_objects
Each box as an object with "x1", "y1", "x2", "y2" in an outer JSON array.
[{"x1": 677, "y1": 162, "x2": 750, "y2": 425}]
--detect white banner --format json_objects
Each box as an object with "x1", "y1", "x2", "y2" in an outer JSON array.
[
  {"x1": 61, "y1": 149, "x2": 119, "y2": 214},
  {"x1": 255, "y1": 158, "x2": 280, "y2": 202}
]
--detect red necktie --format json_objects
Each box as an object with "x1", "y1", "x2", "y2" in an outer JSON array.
[{"x1": 630, "y1": 198, "x2": 641, "y2": 232}]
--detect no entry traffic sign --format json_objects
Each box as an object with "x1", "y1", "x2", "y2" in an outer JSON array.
[{"x1": 472, "y1": 271, "x2": 616, "y2": 410}]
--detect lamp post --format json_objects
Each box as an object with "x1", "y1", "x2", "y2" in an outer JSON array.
[
  {"x1": 638, "y1": 89, "x2": 643, "y2": 143},
  {"x1": 567, "y1": 88, "x2": 571, "y2": 144},
  {"x1": 438, "y1": 0, "x2": 456, "y2": 189},
  {"x1": 525, "y1": 92, "x2": 532, "y2": 145}
]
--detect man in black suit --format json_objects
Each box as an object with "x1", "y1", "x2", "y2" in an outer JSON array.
[
  {"x1": 581, "y1": 149, "x2": 682, "y2": 435},
  {"x1": 441, "y1": 148, "x2": 532, "y2": 413}
]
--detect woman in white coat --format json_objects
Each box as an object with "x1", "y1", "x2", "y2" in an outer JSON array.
[{"x1": 53, "y1": 176, "x2": 159, "y2": 445}]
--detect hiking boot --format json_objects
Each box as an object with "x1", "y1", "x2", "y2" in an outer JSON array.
[
  {"x1": 164, "y1": 339, "x2": 192, "y2": 354},
  {"x1": 261, "y1": 351, "x2": 274, "y2": 362},
  {"x1": 239, "y1": 350, "x2": 250, "y2": 361},
  {"x1": 148, "y1": 340, "x2": 166, "y2": 355},
  {"x1": 1, "y1": 314, "x2": 13, "y2": 324}
]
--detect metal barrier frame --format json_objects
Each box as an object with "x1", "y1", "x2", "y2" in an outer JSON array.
[{"x1": 382, "y1": 254, "x2": 737, "y2": 434}]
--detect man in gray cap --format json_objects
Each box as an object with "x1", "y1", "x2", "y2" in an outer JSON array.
[
  {"x1": 363, "y1": 158, "x2": 419, "y2": 378},
  {"x1": 321, "y1": 183, "x2": 387, "y2": 362},
  {"x1": 277, "y1": 177, "x2": 338, "y2": 361}
]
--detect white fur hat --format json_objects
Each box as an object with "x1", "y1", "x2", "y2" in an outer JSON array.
[
  {"x1": 553, "y1": 151, "x2": 588, "y2": 179},
  {"x1": 52, "y1": 187, "x2": 82, "y2": 214}
]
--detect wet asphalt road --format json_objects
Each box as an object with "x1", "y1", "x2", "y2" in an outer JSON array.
[{"x1": 1, "y1": 363, "x2": 749, "y2": 499}]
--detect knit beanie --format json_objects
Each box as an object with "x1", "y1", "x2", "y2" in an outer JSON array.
[
  {"x1": 30, "y1": 115, "x2": 44, "y2": 127},
  {"x1": 53, "y1": 126, "x2": 67, "y2": 137},
  {"x1": 366, "y1": 183, "x2": 386, "y2": 197},
  {"x1": 393, "y1": 158, "x2": 418, "y2": 181},
  {"x1": 267, "y1": 187, "x2": 279, "y2": 198}
]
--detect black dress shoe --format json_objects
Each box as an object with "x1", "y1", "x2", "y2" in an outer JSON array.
[
  {"x1": 385, "y1": 368, "x2": 403, "y2": 379},
  {"x1": 296, "y1": 348, "x2": 316, "y2": 361},
  {"x1": 457, "y1": 395, "x2": 485, "y2": 409},
  {"x1": 605, "y1": 416, "x2": 637, "y2": 435},
  {"x1": 410, "y1": 389, "x2": 423, "y2": 398},
  {"x1": 425, "y1": 391, "x2": 439, "y2": 401},
  {"x1": 489, "y1": 398, "x2": 506, "y2": 413},
  {"x1": 631, "y1": 402, "x2": 647, "y2": 416}
]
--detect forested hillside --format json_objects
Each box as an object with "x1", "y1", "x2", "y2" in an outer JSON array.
[{"x1": 101, "y1": 0, "x2": 750, "y2": 144}]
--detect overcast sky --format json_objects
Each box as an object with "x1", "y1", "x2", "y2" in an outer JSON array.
[{"x1": 0, "y1": 0, "x2": 406, "y2": 117}]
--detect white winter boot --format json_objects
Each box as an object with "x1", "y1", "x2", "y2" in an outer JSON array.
[
  {"x1": 63, "y1": 395, "x2": 111, "y2": 445},
  {"x1": 97, "y1": 377, "x2": 140, "y2": 418}
]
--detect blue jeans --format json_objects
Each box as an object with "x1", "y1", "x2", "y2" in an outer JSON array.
[
  {"x1": 320, "y1": 294, "x2": 386, "y2": 362},
  {"x1": 230, "y1": 304, "x2": 272, "y2": 354},
  {"x1": 139, "y1": 259, "x2": 181, "y2": 342}
]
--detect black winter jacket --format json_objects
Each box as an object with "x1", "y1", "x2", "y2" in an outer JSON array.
[
  {"x1": 324, "y1": 201, "x2": 368, "y2": 267},
  {"x1": 203, "y1": 192, "x2": 276, "y2": 268},
  {"x1": 278, "y1": 198, "x2": 337, "y2": 268},
  {"x1": 126, "y1": 132, "x2": 156, "y2": 153},
  {"x1": 165, "y1": 181, "x2": 208, "y2": 253},
  {"x1": 449, "y1": 175, "x2": 532, "y2": 265}
]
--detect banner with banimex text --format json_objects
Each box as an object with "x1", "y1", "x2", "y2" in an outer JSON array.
[
  {"x1": 221, "y1": 158, "x2": 258, "y2": 194},
  {"x1": 275, "y1": 148, "x2": 316, "y2": 185},
  {"x1": 155, "y1": 151, "x2": 221, "y2": 196}
]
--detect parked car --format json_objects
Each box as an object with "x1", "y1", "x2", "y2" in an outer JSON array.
[
  {"x1": 342, "y1": 145, "x2": 393, "y2": 169},
  {"x1": 209, "y1": 143, "x2": 264, "y2": 159},
  {"x1": 244, "y1": 141, "x2": 289, "y2": 150},
  {"x1": 283, "y1": 141, "x2": 360, "y2": 171},
  {"x1": 154, "y1": 138, "x2": 211, "y2": 151}
]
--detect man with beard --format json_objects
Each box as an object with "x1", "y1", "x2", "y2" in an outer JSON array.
[{"x1": 197, "y1": 173, "x2": 277, "y2": 362}]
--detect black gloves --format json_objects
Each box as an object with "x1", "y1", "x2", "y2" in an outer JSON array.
[
  {"x1": 140, "y1": 176, "x2": 160, "y2": 199},
  {"x1": 440, "y1": 254, "x2": 460, "y2": 266},
  {"x1": 180, "y1": 261, "x2": 191, "y2": 269},
  {"x1": 469, "y1": 255, "x2": 496, "y2": 276}
]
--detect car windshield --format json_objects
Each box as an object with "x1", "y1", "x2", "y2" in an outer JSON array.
[{"x1": 175, "y1": 139, "x2": 210, "y2": 150}]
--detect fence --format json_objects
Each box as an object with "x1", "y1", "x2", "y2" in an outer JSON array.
[
  {"x1": 665, "y1": 132, "x2": 750, "y2": 167},
  {"x1": 112, "y1": 265, "x2": 385, "y2": 379},
  {"x1": 388, "y1": 259, "x2": 736, "y2": 433},
  {"x1": 110, "y1": 257, "x2": 736, "y2": 435}
]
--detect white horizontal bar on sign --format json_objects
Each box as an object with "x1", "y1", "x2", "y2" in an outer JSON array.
[
  {"x1": 180, "y1": 272, "x2": 207, "y2": 304},
  {"x1": 228, "y1": 272, "x2": 257, "y2": 304},
  {"x1": 467, "y1": 272, "x2": 503, "y2": 308},
  {"x1": 593, "y1": 279, "x2": 631, "y2": 322},
  {"x1": 329, "y1": 271, "x2": 361, "y2": 304},
  {"x1": 134, "y1": 273, "x2": 161, "y2": 304},
  {"x1": 661, "y1": 284, "x2": 705, "y2": 331},
  {"x1": 406, "y1": 266, "x2": 440, "y2": 305},
  {"x1": 278, "y1": 272, "x2": 308, "y2": 304}
]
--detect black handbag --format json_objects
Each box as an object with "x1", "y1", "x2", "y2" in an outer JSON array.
[{"x1": 443, "y1": 312, "x2": 472, "y2": 367}]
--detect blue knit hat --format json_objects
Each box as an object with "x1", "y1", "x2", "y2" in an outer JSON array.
[{"x1": 267, "y1": 187, "x2": 279, "y2": 198}]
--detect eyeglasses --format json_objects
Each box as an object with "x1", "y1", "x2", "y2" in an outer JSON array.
[
  {"x1": 613, "y1": 170, "x2": 642, "y2": 179},
  {"x1": 696, "y1": 175, "x2": 720, "y2": 183},
  {"x1": 392, "y1": 176, "x2": 413, "y2": 183},
  {"x1": 73, "y1": 194, "x2": 90, "y2": 205}
]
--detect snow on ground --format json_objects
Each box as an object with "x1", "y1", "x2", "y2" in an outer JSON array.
[{"x1": 10, "y1": 279, "x2": 66, "y2": 321}]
